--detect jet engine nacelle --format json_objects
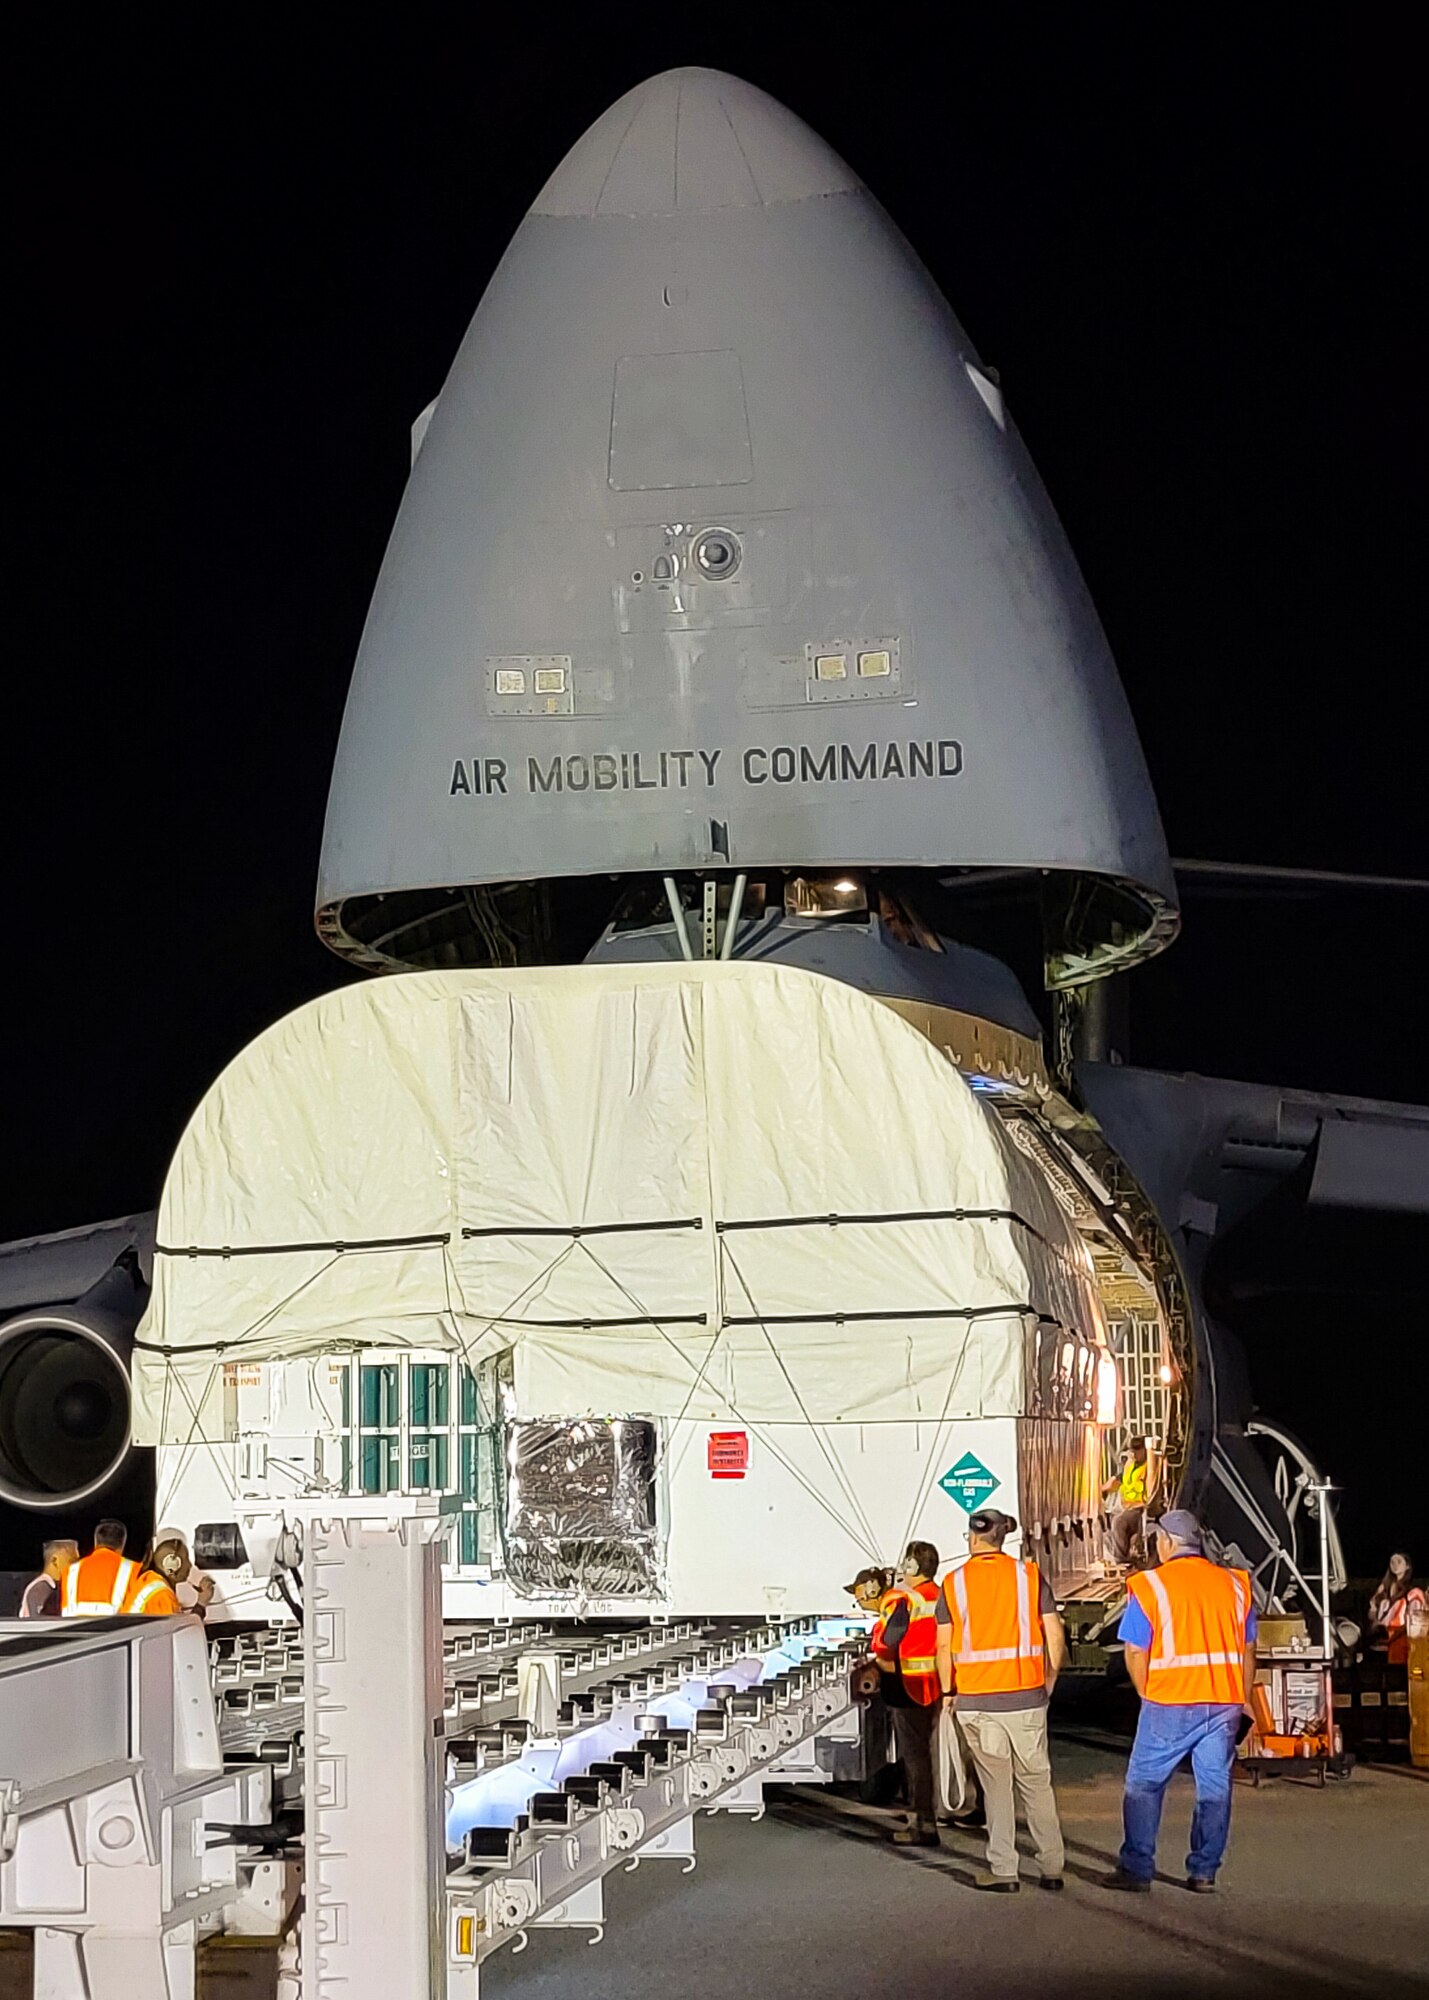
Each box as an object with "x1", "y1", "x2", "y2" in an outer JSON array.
[{"x1": 0, "y1": 1253, "x2": 143, "y2": 1510}]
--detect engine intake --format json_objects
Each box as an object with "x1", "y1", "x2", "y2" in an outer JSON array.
[{"x1": 0, "y1": 1276, "x2": 136, "y2": 1509}]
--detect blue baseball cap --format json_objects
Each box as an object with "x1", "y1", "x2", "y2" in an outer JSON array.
[{"x1": 1152, "y1": 1509, "x2": 1203, "y2": 1547}]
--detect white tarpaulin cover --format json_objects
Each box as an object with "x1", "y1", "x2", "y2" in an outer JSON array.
[{"x1": 133, "y1": 963, "x2": 1106, "y2": 1444}]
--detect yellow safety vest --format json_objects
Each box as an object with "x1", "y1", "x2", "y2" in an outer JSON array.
[{"x1": 1120, "y1": 1458, "x2": 1149, "y2": 1506}]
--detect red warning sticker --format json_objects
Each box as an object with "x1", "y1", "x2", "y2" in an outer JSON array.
[{"x1": 707, "y1": 1430, "x2": 749, "y2": 1479}]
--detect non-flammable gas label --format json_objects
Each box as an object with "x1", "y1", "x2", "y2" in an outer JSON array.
[
  {"x1": 708, "y1": 1431, "x2": 750, "y2": 1479},
  {"x1": 938, "y1": 1452, "x2": 999, "y2": 1513}
]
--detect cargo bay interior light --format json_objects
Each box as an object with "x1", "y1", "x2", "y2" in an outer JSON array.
[
  {"x1": 1096, "y1": 1353, "x2": 1120, "y2": 1427},
  {"x1": 857, "y1": 649, "x2": 892, "y2": 677},
  {"x1": 813, "y1": 653, "x2": 846, "y2": 680},
  {"x1": 785, "y1": 874, "x2": 869, "y2": 917}
]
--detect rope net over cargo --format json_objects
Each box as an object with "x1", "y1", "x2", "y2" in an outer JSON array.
[{"x1": 135, "y1": 963, "x2": 1114, "y2": 1599}]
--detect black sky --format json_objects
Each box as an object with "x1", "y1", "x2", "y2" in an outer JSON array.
[{"x1": 5, "y1": 20, "x2": 1426, "y2": 1555}]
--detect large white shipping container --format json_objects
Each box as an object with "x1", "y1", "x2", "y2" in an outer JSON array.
[{"x1": 135, "y1": 964, "x2": 1115, "y2": 1620}]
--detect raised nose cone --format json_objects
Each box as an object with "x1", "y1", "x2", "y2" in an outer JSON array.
[
  {"x1": 318, "y1": 70, "x2": 1176, "y2": 980},
  {"x1": 530, "y1": 68, "x2": 861, "y2": 216}
]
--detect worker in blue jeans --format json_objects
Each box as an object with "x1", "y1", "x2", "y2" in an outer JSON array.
[{"x1": 1101, "y1": 1510, "x2": 1257, "y2": 1893}]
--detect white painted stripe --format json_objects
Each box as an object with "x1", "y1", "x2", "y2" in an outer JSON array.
[
  {"x1": 1144, "y1": 1567, "x2": 1176, "y2": 1663},
  {"x1": 952, "y1": 1564, "x2": 972, "y2": 1659}
]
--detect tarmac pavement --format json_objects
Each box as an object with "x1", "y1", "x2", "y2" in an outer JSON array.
[
  {"x1": 1, "y1": 1741, "x2": 1423, "y2": 1998},
  {"x1": 483, "y1": 1741, "x2": 1429, "y2": 2000}
]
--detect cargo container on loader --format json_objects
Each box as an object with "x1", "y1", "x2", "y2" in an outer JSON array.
[{"x1": 132, "y1": 960, "x2": 1139, "y2": 1626}]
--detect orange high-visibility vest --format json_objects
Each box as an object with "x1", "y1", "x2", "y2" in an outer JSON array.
[
  {"x1": 1379, "y1": 1588, "x2": 1426, "y2": 1667},
  {"x1": 888, "y1": 1576, "x2": 936, "y2": 1704},
  {"x1": 62, "y1": 1548, "x2": 139, "y2": 1618},
  {"x1": 1127, "y1": 1556, "x2": 1252, "y2": 1705},
  {"x1": 943, "y1": 1552, "x2": 1047, "y2": 1698},
  {"x1": 871, "y1": 1579, "x2": 941, "y2": 1706},
  {"x1": 125, "y1": 1570, "x2": 181, "y2": 1616}
]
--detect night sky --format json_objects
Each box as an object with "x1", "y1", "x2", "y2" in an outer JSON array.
[{"x1": 7, "y1": 21, "x2": 1425, "y2": 1567}]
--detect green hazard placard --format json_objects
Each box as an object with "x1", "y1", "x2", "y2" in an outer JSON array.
[{"x1": 938, "y1": 1451, "x2": 999, "y2": 1513}]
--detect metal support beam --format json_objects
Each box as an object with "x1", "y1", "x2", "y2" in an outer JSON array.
[
  {"x1": 301, "y1": 1499, "x2": 453, "y2": 2000},
  {"x1": 662, "y1": 877, "x2": 693, "y2": 959},
  {"x1": 0, "y1": 1618, "x2": 270, "y2": 2000},
  {"x1": 719, "y1": 874, "x2": 747, "y2": 959}
]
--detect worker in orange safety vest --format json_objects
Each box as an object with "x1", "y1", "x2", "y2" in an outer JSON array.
[
  {"x1": 143, "y1": 1528, "x2": 215, "y2": 1618},
  {"x1": 62, "y1": 1518, "x2": 142, "y2": 1617},
  {"x1": 936, "y1": 1508, "x2": 1067, "y2": 1892},
  {"x1": 126, "y1": 1565, "x2": 181, "y2": 1615},
  {"x1": 62, "y1": 1519, "x2": 181, "y2": 1618},
  {"x1": 846, "y1": 1564, "x2": 897, "y2": 1789},
  {"x1": 874, "y1": 1541, "x2": 944, "y2": 1847},
  {"x1": 1100, "y1": 1508, "x2": 1256, "y2": 1894}
]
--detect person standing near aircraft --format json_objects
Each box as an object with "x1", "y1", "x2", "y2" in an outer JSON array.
[
  {"x1": 937, "y1": 1509, "x2": 1067, "y2": 1892},
  {"x1": 145, "y1": 1529, "x2": 216, "y2": 1620},
  {"x1": 1367, "y1": 1552, "x2": 1423, "y2": 1667},
  {"x1": 846, "y1": 1564, "x2": 900, "y2": 1801},
  {"x1": 1101, "y1": 1509, "x2": 1256, "y2": 1894},
  {"x1": 62, "y1": 1519, "x2": 181, "y2": 1617},
  {"x1": 873, "y1": 1541, "x2": 943, "y2": 1846},
  {"x1": 62, "y1": 1519, "x2": 139, "y2": 1617},
  {"x1": 19, "y1": 1539, "x2": 78, "y2": 1617}
]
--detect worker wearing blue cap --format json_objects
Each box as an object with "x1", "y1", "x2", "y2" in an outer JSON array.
[{"x1": 1101, "y1": 1510, "x2": 1257, "y2": 1895}]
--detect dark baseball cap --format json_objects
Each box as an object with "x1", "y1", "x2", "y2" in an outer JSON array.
[
  {"x1": 967, "y1": 1509, "x2": 1018, "y2": 1537},
  {"x1": 845, "y1": 1566, "x2": 890, "y2": 1597}
]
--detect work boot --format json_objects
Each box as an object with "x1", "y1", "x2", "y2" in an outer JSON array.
[
  {"x1": 972, "y1": 1871, "x2": 1019, "y2": 1892},
  {"x1": 1038, "y1": 1876, "x2": 1065, "y2": 1892},
  {"x1": 1186, "y1": 1876, "x2": 1216, "y2": 1893},
  {"x1": 891, "y1": 1824, "x2": 940, "y2": 1848},
  {"x1": 1098, "y1": 1869, "x2": 1150, "y2": 1893}
]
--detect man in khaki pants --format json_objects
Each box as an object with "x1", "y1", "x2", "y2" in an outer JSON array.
[{"x1": 936, "y1": 1508, "x2": 1067, "y2": 1892}]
